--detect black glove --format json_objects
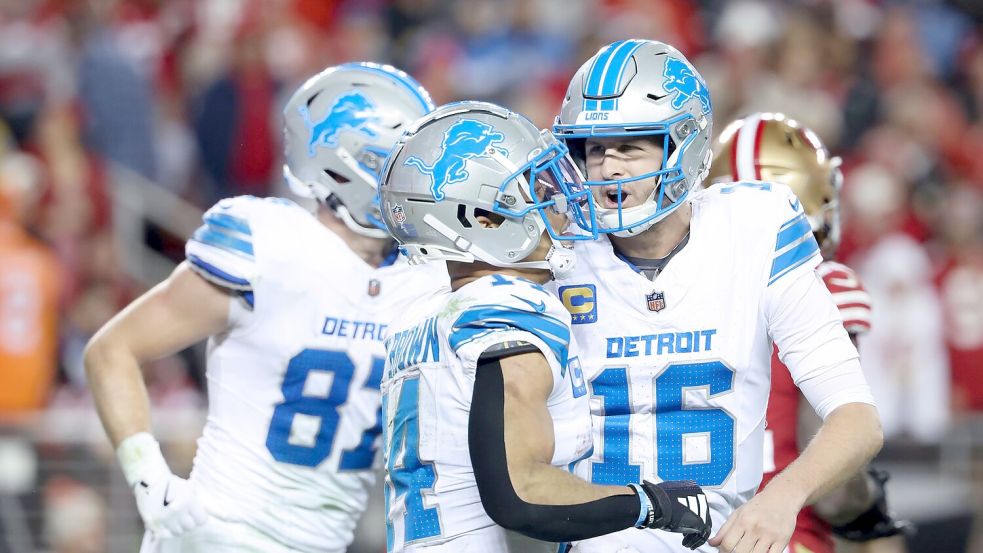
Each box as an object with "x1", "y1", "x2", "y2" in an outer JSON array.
[
  {"x1": 831, "y1": 468, "x2": 914, "y2": 542},
  {"x1": 635, "y1": 479, "x2": 712, "y2": 550}
]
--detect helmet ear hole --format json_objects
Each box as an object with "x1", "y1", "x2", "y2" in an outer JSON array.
[{"x1": 473, "y1": 207, "x2": 505, "y2": 227}]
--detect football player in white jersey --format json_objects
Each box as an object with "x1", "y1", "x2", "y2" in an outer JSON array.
[
  {"x1": 550, "y1": 39, "x2": 883, "y2": 553},
  {"x1": 377, "y1": 101, "x2": 712, "y2": 553},
  {"x1": 84, "y1": 62, "x2": 446, "y2": 553},
  {"x1": 710, "y1": 112, "x2": 912, "y2": 553}
]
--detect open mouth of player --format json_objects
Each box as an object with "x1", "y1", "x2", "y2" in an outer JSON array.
[{"x1": 603, "y1": 188, "x2": 630, "y2": 209}]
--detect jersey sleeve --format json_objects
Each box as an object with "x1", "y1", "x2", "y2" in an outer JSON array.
[
  {"x1": 185, "y1": 197, "x2": 259, "y2": 297},
  {"x1": 766, "y1": 185, "x2": 822, "y2": 288},
  {"x1": 448, "y1": 278, "x2": 572, "y2": 377},
  {"x1": 766, "y1": 265, "x2": 875, "y2": 419}
]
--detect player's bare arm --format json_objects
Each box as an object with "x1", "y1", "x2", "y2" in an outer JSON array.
[
  {"x1": 84, "y1": 262, "x2": 230, "y2": 447},
  {"x1": 83, "y1": 262, "x2": 229, "y2": 539},
  {"x1": 712, "y1": 403, "x2": 881, "y2": 553},
  {"x1": 794, "y1": 389, "x2": 875, "y2": 525}
]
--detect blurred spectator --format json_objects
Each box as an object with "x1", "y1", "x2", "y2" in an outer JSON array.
[
  {"x1": 192, "y1": 18, "x2": 280, "y2": 204},
  {"x1": 0, "y1": 150, "x2": 62, "y2": 416},
  {"x1": 857, "y1": 233, "x2": 950, "y2": 442},
  {"x1": 76, "y1": 4, "x2": 160, "y2": 181},
  {"x1": 936, "y1": 184, "x2": 983, "y2": 414},
  {"x1": 42, "y1": 476, "x2": 107, "y2": 553},
  {"x1": 844, "y1": 163, "x2": 951, "y2": 442}
]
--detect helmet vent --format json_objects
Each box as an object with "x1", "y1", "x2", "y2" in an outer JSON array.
[
  {"x1": 324, "y1": 169, "x2": 350, "y2": 184},
  {"x1": 306, "y1": 91, "x2": 320, "y2": 107},
  {"x1": 457, "y1": 204, "x2": 472, "y2": 228},
  {"x1": 646, "y1": 93, "x2": 668, "y2": 102}
]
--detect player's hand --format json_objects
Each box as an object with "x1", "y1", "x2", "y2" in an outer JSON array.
[
  {"x1": 708, "y1": 486, "x2": 797, "y2": 553},
  {"x1": 638, "y1": 479, "x2": 712, "y2": 549},
  {"x1": 117, "y1": 432, "x2": 209, "y2": 539},
  {"x1": 132, "y1": 465, "x2": 210, "y2": 539}
]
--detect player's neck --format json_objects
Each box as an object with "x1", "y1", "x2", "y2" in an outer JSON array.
[
  {"x1": 316, "y1": 208, "x2": 394, "y2": 268},
  {"x1": 610, "y1": 202, "x2": 692, "y2": 260},
  {"x1": 447, "y1": 261, "x2": 551, "y2": 291}
]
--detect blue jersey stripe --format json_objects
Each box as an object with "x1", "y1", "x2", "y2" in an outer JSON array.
[
  {"x1": 192, "y1": 225, "x2": 254, "y2": 257},
  {"x1": 204, "y1": 212, "x2": 252, "y2": 236},
  {"x1": 769, "y1": 236, "x2": 820, "y2": 285},
  {"x1": 187, "y1": 254, "x2": 251, "y2": 287},
  {"x1": 449, "y1": 306, "x2": 570, "y2": 366},
  {"x1": 340, "y1": 63, "x2": 434, "y2": 114},
  {"x1": 774, "y1": 213, "x2": 811, "y2": 251}
]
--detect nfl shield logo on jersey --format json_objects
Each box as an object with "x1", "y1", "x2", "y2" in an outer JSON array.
[
  {"x1": 368, "y1": 279, "x2": 381, "y2": 297},
  {"x1": 646, "y1": 291, "x2": 666, "y2": 312}
]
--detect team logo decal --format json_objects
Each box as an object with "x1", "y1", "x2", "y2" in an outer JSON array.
[
  {"x1": 559, "y1": 284, "x2": 597, "y2": 324},
  {"x1": 404, "y1": 119, "x2": 508, "y2": 201},
  {"x1": 391, "y1": 204, "x2": 407, "y2": 224},
  {"x1": 299, "y1": 90, "x2": 379, "y2": 156},
  {"x1": 662, "y1": 57, "x2": 711, "y2": 115},
  {"x1": 646, "y1": 290, "x2": 666, "y2": 312}
]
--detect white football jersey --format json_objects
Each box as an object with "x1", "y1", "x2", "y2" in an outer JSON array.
[
  {"x1": 382, "y1": 273, "x2": 593, "y2": 553},
  {"x1": 183, "y1": 195, "x2": 449, "y2": 553},
  {"x1": 553, "y1": 182, "x2": 869, "y2": 551}
]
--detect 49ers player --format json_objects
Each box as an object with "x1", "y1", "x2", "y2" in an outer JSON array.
[{"x1": 709, "y1": 113, "x2": 912, "y2": 553}]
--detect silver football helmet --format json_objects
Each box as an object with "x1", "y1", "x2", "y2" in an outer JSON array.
[
  {"x1": 554, "y1": 39, "x2": 713, "y2": 237},
  {"x1": 283, "y1": 62, "x2": 434, "y2": 238},
  {"x1": 379, "y1": 101, "x2": 591, "y2": 277}
]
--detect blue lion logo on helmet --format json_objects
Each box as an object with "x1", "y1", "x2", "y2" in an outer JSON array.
[
  {"x1": 404, "y1": 119, "x2": 508, "y2": 201},
  {"x1": 299, "y1": 90, "x2": 380, "y2": 156},
  {"x1": 662, "y1": 57, "x2": 711, "y2": 115}
]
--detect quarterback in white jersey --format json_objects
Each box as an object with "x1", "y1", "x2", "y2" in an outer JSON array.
[
  {"x1": 552, "y1": 40, "x2": 883, "y2": 553},
  {"x1": 84, "y1": 63, "x2": 443, "y2": 552},
  {"x1": 379, "y1": 102, "x2": 712, "y2": 553}
]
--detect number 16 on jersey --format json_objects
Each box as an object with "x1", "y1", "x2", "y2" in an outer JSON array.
[{"x1": 590, "y1": 360, "x2": 736, "y2": 487}]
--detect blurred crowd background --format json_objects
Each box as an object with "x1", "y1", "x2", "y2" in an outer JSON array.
[{"x1": 1, "y1": 0, "x2": 982, "y2": 552}]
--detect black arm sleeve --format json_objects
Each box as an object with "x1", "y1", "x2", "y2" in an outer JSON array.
[{"x1": 468, "y1": 349, "x2": 643, "y2": 542}]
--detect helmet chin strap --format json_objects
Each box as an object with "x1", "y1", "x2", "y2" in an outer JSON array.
[{"x1": 545, "y1": 242, "x2": 577, "y2": 279}]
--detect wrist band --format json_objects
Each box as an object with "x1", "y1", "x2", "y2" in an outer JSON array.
[{"x1": 627, "y1": 483, "x2": 652, "y2": 528}]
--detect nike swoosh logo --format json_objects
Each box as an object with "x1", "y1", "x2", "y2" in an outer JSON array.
[
  {"x1": 511, "y1": 294, "x2": 546, "y2": 313},
  {"x1": 163, "y1": 481, "x2": 172, "y2": 507},
  {"x1": 789, "y1": 197, "x2": 801, "y2": 212}
]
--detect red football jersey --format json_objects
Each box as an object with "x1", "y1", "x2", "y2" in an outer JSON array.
[{"x1": 761, "y1": 260, "x2": 872, "y2": 553}]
